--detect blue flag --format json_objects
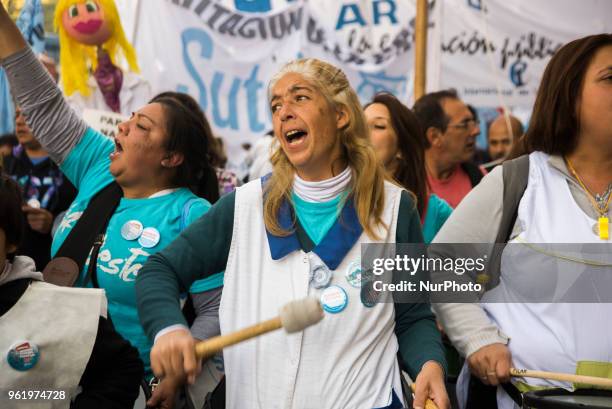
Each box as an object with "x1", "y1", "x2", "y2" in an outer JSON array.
[
  {"x1": 1, "y1": 0, "x2": 45, "y2": 135},
  {"x1": 16, "y1": 0, "x2": 46, "y2": 54}
]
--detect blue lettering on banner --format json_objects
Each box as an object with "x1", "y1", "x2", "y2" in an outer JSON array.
[
  {"x1": 179, "y1": 28, "x2": 267, "y2": 133},
  {"x1": 373, "y1": 0, "x2": 398, "y2": 25},
  {"x1": 336, "y1": 1, "x2": 398, "y2": 30},
  {"x1": 356, "y1": 70, "x2": 407, "y2": 102},
  {"x1": 244, "y1": 65, "x2": 266, "y2": 133},
  {"x1": 336, "y1": 4, "x2": 366, "y2": 30},
  {"x1": 234, "y1": 0, "x2": 271, "y2": 13},
  {"x1": 179, "y1": 28, "x2": 213, "y2": 109},
  {"x1": 509, "y1": 60, "x2": 527, "y2": 87},
  {"x1": 212, "y1": 74, "x2": 240, "y2": 130}
]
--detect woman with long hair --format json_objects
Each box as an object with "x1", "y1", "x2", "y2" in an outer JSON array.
[
  {"x1": 365, "y1": 93, "x2": 452, "y2": 243},
  {"x1": 136, "y1": 58, "x2": 450, "y2": 409},
  {"x1": 432, "y1": 34, "x2": 612, "y2": 408}
]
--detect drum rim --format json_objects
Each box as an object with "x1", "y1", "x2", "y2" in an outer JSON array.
[{"x1": 523, "y1": 388, "x2": 612, "y2": 409}]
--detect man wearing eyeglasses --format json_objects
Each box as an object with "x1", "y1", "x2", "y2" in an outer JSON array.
[{"x1": 414, "y1": 90, "x2": 484, "y2": 208}]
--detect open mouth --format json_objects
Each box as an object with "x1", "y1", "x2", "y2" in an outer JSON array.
[
  {"x1": 285, "y1": 129, "x2": 307, "y2": 146},
  {"x1": 73, "y1": 19, "x2": 103, "y2": 35},
  {"x1": 110, "y1": 138, "x2": 124, "y2": 160}
]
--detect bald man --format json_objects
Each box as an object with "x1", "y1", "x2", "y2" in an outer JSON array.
[{"x1": 488, "y1": 115, "x2": 523, "y2": 161}]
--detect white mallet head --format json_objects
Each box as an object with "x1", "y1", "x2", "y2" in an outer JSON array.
[{"x1": 280, "y1": 297, "x2": 324, "y2": 333}]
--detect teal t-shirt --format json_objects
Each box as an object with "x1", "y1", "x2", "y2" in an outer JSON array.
[
  {"x1": 291, "y1": 192, "x2": 345, "y2": 245},
  {"x1": 52, "y1": 128, "x2": 219, "y2": 376},
  {"x1": 422, "y1": 194, "x2": 453, "y2": 243}
]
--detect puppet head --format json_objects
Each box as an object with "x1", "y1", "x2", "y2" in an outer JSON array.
[{"x1": 54, "y1": 0, "x2": 139, "y2": 97}]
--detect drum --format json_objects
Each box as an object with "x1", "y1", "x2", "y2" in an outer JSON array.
[{"x1": 523, "y1": 388, "x2": 612, "y2": 409}]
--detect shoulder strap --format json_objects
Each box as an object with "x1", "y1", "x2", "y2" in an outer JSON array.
[
  {"x1": 485, "y1": 155, "x2": 529, "y2": 291},
  {"x1": 495, "y1": 154, "x2": 530, "y2": 243},
  {"x1": 51, "y1": 181, "x2": 123, "y2": 275}
]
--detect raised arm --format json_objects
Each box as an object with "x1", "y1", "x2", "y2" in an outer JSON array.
[
  {"x1": 0, "y1": 4, "x2": 87, "y2": 164},
  {"x1": 0, "y1": 5, "x2": 27, "y2": 58}
]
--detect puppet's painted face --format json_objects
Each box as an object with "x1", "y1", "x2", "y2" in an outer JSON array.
[{"x1": 61, "y1": 0, "x2": 112, "y2": 46}]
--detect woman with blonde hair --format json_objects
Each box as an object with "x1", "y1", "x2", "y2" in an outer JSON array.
[{"x1": 136, "y1": 58, "x2": 449, "y2": 409}]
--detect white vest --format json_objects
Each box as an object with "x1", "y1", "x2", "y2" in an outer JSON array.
[
  {"x1": 0, "y1": 281, "x2": 105, "y2": 409},
  {"x1": 473, "y1": 152, "x2": 612, "y2": 409},
  {"x1": 220, "y1": 179, "x2": 404, "y2": 409}
]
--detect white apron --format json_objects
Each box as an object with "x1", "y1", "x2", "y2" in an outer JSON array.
[
  {"x1": 458, "y1": 152, "x2": 612, "y2": 409},
  {"x1": 0, "y1": 281, "x2": 104, "y2": 409},
  {"x1": 220, "y1": 179, "x2": 406, "y2": 409}
]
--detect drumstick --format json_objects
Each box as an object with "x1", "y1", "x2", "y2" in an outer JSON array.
[
  {"x1": 510, "y1": 368, "x2": 612, "y2": 388},
  {"x1": 409, "y1": 383, "x2": 439, "y2": 409},
  {"x1": 195, "y1": 297, "x2": 324, "y2": 360}
]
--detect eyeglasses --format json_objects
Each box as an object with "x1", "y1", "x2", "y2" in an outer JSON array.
[{"x1": 447, "y1": 118, "x2": 478, "y2": 131}]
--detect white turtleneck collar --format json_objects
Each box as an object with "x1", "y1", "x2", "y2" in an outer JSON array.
[{"x1": 293, "y1": 166, "x2": 352, "y2": 203}]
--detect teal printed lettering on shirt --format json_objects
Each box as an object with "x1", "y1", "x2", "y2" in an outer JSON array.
[{"x1": 52, "y1": 127, "x2": 214, "y2": 378}]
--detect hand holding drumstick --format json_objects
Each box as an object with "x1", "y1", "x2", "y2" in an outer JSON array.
[{"x1": 150, "y1": 297, "x2": 324, "y2": 385}]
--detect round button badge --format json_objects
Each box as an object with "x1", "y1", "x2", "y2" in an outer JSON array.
[
  {"x1": 320, "y1": 285, "x2": 348, "y2": 314},
  {"x1": 7, "y1": 341, "x2": 40, "y2": 371},
  {"x1": 345, "y1": 260, "x2": 363, "y2": 288},
  {"x1": 121, "y1": 220, "x2": 144, "y2": 241},
  {"x1": 138, "y1": 227, "x2": 161, "y2": 248},
  {"x1": 310, "y1": 264, "x2": 332, "y2": 289}
]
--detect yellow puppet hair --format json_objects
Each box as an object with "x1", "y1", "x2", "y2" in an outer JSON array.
[{"x1": 54, "y1": 0, "x2": 140, "y2": 96}]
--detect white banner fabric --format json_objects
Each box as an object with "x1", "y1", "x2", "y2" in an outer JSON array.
[
  {"x1": 432, "y1": 0, "x2": 612, "y2": 107},
  {"x1": 130, "y1": 0, "x2": 612, "y2": 167},
  {"x1": 133, "y1": 0, "x2": 417, "y2": 169}
]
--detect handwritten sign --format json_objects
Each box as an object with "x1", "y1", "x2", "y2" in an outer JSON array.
[{"x1": 82, "y1": 109, "x2": 127, "y2": 139}]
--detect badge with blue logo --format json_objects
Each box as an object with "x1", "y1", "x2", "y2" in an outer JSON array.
[
  {"x1": 309, "y1": 253, "x2": 332, "y2": 289},
  {"x1": 7, "y1": 341, "x2": 40, "y2": 371},
  {"x1": 320, "y1": 285, "x2": 348, "y2": 314},
  {"x1": 345, "y1": 260, "x2": 363, "y2": 288}
]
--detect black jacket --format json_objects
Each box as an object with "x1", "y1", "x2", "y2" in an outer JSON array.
[
  {"x1": 0, "y1": 279, "x2": 144, "y2": 409},
  {"x1": 3, "y1": 148, "x2": 77, "y2": 268},
  {"x1": 461, "y1": 161, "x2": 485, "y2": 187}
]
